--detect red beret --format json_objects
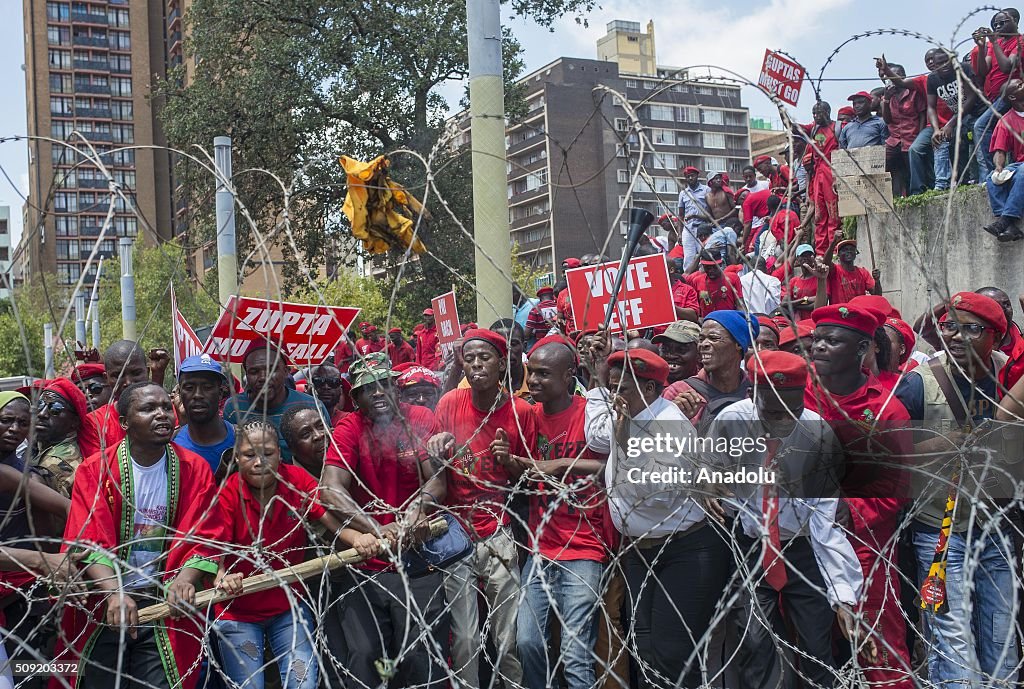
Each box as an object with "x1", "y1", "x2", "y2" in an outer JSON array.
[
  {"x1": 462, "y1": 328, "x2": 509, "y2": 358},
  {"x1": 756, "y1": 315, "x2": 780, "y2": 339},
  {"x1": 607, "y1": 349, "x2": 669, "y2": 386},
  {"x1": 562, "y1": 258, "x2": 582, "y2": 269},
  {"x1": 749, "y1": 350, "x2": 808, "y2": 389},
  {"x1": 884, "y1": 317, "x2": 916, "y2": 365},
  {"x1": 396, "y1": 365, "x2": 441, "y2": 389},
  {"x1": 753, "y1": 155, "x2": 772, "y2": 167},
  {"x1": 537, "y1": 285, "x2": 554, "y2": 297},
  {"x1": 849, "y1": 294, "x2": 900, "y2": 319},
  {"x1": 358, "y1": 321, "x2": 371, "y2": 331},
  {"x1": 387, "y1": 327, "x2": 402, "y2": 335},
  {"x1": 837, "y1": 106, "x2": 855, "y2": 117},
  {"x1": 778, "y1": 320, "x2": 815, "y2": 347},
  {"x1": 812, "y1": 304, "x2": 882, "y2": 337},
  {"x1": 944, "y1": 291, "x2": 1008, "y2": 337},
  {"x1": 682, "y1": 165, "x2": 700, "y2": 174},
  {"x1": 528, "y1": 334, "x2": 579, "y2": 366},
  {"x1": 771, "y1": 315, "x2": 793, "y2": 331},
  {"x1": 71, "y1": 363, "x2": 105, "y2": 383}
]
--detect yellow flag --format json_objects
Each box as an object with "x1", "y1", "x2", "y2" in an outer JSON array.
[{"x1": 339, "y1": 155, "x2": 428, "y2": 255}]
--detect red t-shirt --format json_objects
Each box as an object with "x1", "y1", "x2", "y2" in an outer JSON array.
[
  {"x1": 415, "y1": 326, "x2": 442, "y2": 370},
  {"x1": 990, "y1": 108, "x2": 1024, "y2": 160},
  {"x1": 827, "y1": 264, "x2": 875, "y2": 305},
  {"x1": 556, "y1": 289, "x2": 576, "y2": 333},
  {"x1": 973, "y1": 37, "x2": 1023, "y2": 100},
  {"x1": 910, "y1": 74, "x2": 953, "y2": 127},
  {"x1": 684, "y1": 271, "x2": 743, "y2": 317},
  {"x1": 531, "y1": 397, "x2": 608, "y2": 562},
  {"x1": 671, "y1": 279, "x2": 700, "y2": 313},
  {"x1": 355, "y1": 338, "x2": 384, "y2": 356},
  {"x1": 333, "y1": 340, "x2": 354, "y2": 374},
  {"x1": 667, "y1": 244, "x2": 684, "y2": 260},
  {"x1": 783, "y1": 275, "x2": 819, "y2": 322},
  {"x1": 742, "y1": 189, "x2": 772, "y2": 249},
  {"x1": 433, "y1": 389, "x2": 537, "y2": 539},
  {"x1": 883, "y1": 87, "x2": 927, "y2": 151},
  {"x1": 212, "y1": 464, "x2": 326, "y2": 622},
  {"x1": 769, "y1": 210, "x2": 800, "y2": 245},
  {"x1": 326, "y1": 404, "x2": 435, "y2": 570},
  {"x1": 388, "y1": 341, "x2": 415, "y2": 366},
  {"x1": 801, "y1": 122, "x2": 839, "y2": 165}
]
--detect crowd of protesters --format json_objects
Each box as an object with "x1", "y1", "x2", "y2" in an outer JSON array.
[{"x1": 0, "y1": 8, "x2": 1023, "y2": 689}]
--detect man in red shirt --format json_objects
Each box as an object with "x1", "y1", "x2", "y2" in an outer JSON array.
[
  {"x1": 386, "y1": 327, "x2": 415, "y2": 365},
  {"x1": 331, "y1": 334, "x2": 354, "y2": 374},
  {"x1": 798, "y1": 102, "x2": 840, "y2": 254},
  {"x1": 780, "y1": 245, "x2": 825, "y2": 323},
  {"x1": 740, "y1": 187, "x2": 772, "y2": 252},
  {"x1": 803, "y1": 304, "x2": 915, "y2": 689},
  {"x1": 983, "y1": 77, "x2": 1024, "y2": 241},
  {"x1": 427, "y1": 328, "x2": 536, "y2": 688},
  {"x1": 824, "y1": 238, "x2": 882, "y2": 304},
  {"x1": 516, "y1": 336, "x2": 608, "y2": 689},
  {"x1": 971, "y1": 11, "x2": 1021, "y2": 182},
  {"x1": 753, "y1": 155, "x2": 792, "y2": 198},
  {"x1": 668, "y1": 258, "x2": 700, "y2": 322},
  {"x1": 320, "y1": 353, "x2": 448, "y2": 688},
  {"x1": 527, "y1": 285, "x2": 558, "y2": 340},
  {"x1": 87, "y1": 339, "x2": 152, "y2": 455},
  {"x1": 878, "y1": 63, "x2": 927, "y2": 197},
  {"x1": 684, "y1": 252, "x2": 744, "y2": 317},
  {"x1": 557, "y1": 258, "x2": 582, "y2": 333},
  {"x1": 414, "y1": 308, "x2": 442, "y2": 370}
]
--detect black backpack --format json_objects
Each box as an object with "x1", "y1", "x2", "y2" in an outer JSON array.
[{"x1": 683, "y1": 376, "x2": 751, "y2": 435}]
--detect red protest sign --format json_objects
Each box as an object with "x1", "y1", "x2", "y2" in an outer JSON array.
[
  {"x1": 758, "y1": 49, "x2": 804, "y2": 107},
  {"x1": 203, "y1": 296, "x2": 361, "y2": 365},
  {"x1": 432, "y1": 291, "x2": 460, "y2": 345},
  {"x1": 566, "y1": 254, "x2": 675, "y2": 334},
  {"x1": 171, "y1": 285, "x2": 204, "y2": 371}
]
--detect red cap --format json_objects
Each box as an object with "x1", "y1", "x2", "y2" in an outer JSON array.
[
  {"x1": 756, "y1": 315, "x2": 780, "y2": 339},
  {"x1": 422, "y1": 308, "x2": 434, "y2": 317},
  {"x1": 462, "y1": 328, "x2": 509, "y2": 358},
  {"x1": 537, "y1": 285, "x2": 554, "y2": 297},
  {"x1": 749, "y1": 350, "x2": 808, "y2": 389},
  {"x1": 387, "y1": 327, "x2": 402, "y2": 335},
  {"x1": 834, "y1": 239, "x2": 857, "y2": 253},
  {"x1": 396, "y1": 365, "x2": 441, "y2": 389},
  {"x1": 884, "y1": 317, "x2": 917, "y2": 365},
  {"x1": 365, "y1": 325, "x2": 378, "y2": 334},
  {"x1": 562, "y1": 258, "x2": 582, "y2": 269},
  {"x1": 778, "y1": 320, "x2": 815, "y2": 347},
  {"x1": 682, "y1": 165, "x2": 700, "y2": 174},
  {"x1": 849, "y1": 294, "x2": 900, "y2": 319},
  {"x1": 943, "y1": 291, "x2": 1008, "y2": 337},
  {"x1": 528, "y1": 334, "x2": 579, "y2": 365},
  {"x1": 607, "y1": 349, "x2": 669, "y2": 386},
  {"x1": 753, "y1": 155, "x2": 772, "y2": 167},
  {"x1": 811, "y1": 304, "x2": 882, "y2": 337},
  {"x1": 837, "y1": 106, "x2": 855, "y2": 117},
  {"x1": 71, "y1": 363, "x2": 105, "y2": 383},
  {"x1": 848, "y1": 90, "x2": 873, "y2": 101}
]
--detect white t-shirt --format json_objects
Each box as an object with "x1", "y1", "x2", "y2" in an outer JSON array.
[{"x1": 125, "y1": 453, "x2": 168, "y2": 589}]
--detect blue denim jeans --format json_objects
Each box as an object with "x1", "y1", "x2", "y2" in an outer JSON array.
[
  {"x1": 912, "y1": 525, "x2": 1019, "y2": 687},
  {"x1": 214, "y1": 604, "x2": 318, "y2": 689},
  {"x1": 909, "y1": 126, "x2": 936, "y2": 194},
  {"x1": 517, "y1": 556, "x2": 603, "y2": 689},
  {"x1": 986, "y1": 161, "x2": 1024, "y2": 219},
  {"x1": 975, "y1": 97, "x2": 1010, "y2": 183}
]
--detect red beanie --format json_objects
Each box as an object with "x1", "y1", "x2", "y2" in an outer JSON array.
[
  {"x1": 811, "y1": 304, "x2": 882, "y2": 337},
  {"x1": 943, "y1": 291, "x2": 1008, "y2": 337},
  {"x1": 749, "y1": 350, "x2": 808, "y2": 389},
  {"x1": 43, "y1": 378, "x2": 101, "y2": 457},
  {"x1": 461, "y1": 328, "x2": 509, "y2": 358}
]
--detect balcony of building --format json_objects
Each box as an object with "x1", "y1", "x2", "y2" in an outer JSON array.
[
  {"x1": 80, "y1": 130, "x2": 112, "y2": 142},
  {"x1": 74, "y1": 82, "x2": 110, "y2": 95},
  {"x1": 73, "y1": 58, "x2": 110, "y2": 72},
  {"x1": 72, "y1": 34, "x2": 108, "y2": 48},
  {"x1": 77, "y1": 178, "x2": 109, "y2": 190},
  {"x1": 70, "y1": 11, "x2": 108, "y2": 25},
  {"x1": 75, "y1": 106, "x2": 111, "y2": 119}
]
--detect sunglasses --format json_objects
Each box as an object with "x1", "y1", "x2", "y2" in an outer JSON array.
[
  {"x1": 38, "y1": 399, "x2": 69, "y2": 416},
  {"x1": 85, "y1": 382, "x2": 106, "y2": 394},
  {"x1": 312, "y1": 377, "x2": 343, "y2": 389},
  {"x1": 938, "y1": 320, "x2": 991, "y2": 339}
]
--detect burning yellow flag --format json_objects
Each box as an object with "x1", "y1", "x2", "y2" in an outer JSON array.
[{"x1": 340, "y1": 155, "x2": 429, "y2": 255}]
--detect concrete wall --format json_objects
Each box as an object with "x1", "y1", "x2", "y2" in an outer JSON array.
[{"x1": 865, "y1": 185, "x2": 1024, "y2": 322}]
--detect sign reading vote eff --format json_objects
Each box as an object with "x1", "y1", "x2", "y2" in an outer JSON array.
[
  {"x1": 431, "y1": 291, "x2": 460, "y2": 357},
  {"x1": 204, "y1": 296, "x2": 361, "y2": 365},
  {"x1": 566, "y1": 254, "x2": 675, "y2": 334},
  {"x1": 758, "y1": 49, "x2": 804, "y2": 107}
]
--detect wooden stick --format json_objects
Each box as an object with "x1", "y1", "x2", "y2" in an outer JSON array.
[
  {"x1": 137, "y1": 517, "x2": 448, "y2": 624},
  {"x1": 862, "y1": 214, "x2": 876, "y2": 270}
]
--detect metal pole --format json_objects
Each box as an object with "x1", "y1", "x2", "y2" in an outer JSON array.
[
  {"x1": 466, "y1": 0, "x2": 511, "y2": 326},
  {"x1": 44, "y1": 323, "x2": 54, "y2": 378},
  {"x1": 74, "y1": 291, "x2": 87, "y2": 347},
  {"x1": 214, "y1": 136, "x2": 238, "y2": 313},
  {"x1": 90, "y1": 258, "x2": 103, "y2": 349},
  {"x1": 119, "y1": 237, "x2": 136, "y2": 340}
]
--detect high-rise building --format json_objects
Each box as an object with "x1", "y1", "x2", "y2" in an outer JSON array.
[
  {"x1": 453, "y1": 19, "x2": 751, "y2": 280},
  {"x1": 22, "y1": 0, "x2": 174, "y2": 288},
  {"x1": 0, "y1": 207, "x2": 13, "y2": 300},
  {"x1": 596, "y1": 19, "x2": 657, "y2": 76}
]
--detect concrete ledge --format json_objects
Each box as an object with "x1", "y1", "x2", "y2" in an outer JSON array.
[{"x1": 861, "y1": 185, "x2": 1023, "y2": 320}]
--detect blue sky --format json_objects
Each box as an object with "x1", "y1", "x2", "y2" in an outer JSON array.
[{"x1": 0, "y1": 0, "x2": 985, "y2": 246}]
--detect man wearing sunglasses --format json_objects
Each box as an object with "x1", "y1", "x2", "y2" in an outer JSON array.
[
  {"x1": 72, "y1": 363, "x2": 112, "y2": 412},
  {"x1": 893, "y1": 291, "x2": 1020, "y2": 687},
  {"x1": 31, "y1": 378, "x2": 93, "y2": 500},
  {"x1": 310, "y1": 361, "x2": 349, "y2": 427}
]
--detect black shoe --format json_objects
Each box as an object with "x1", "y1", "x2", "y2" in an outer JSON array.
[
  {"x1": 997, "y1": 227, "x2": 1024, "y2": 242},
  {"x1": 985, "y1": 217, "x2": 1011, "y2": 237}
]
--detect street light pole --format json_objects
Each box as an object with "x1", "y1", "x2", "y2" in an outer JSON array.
[
  {"x1": 214, "y1": 136, "x2": 238, "y2": 312},
  {"x1": 119, "y1": 237, "x2": 136, "y2": 340}
]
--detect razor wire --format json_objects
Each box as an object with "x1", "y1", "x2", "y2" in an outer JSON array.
[{"x1": 0, "y1": 7, "x2": 1022, "y2": 689}]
